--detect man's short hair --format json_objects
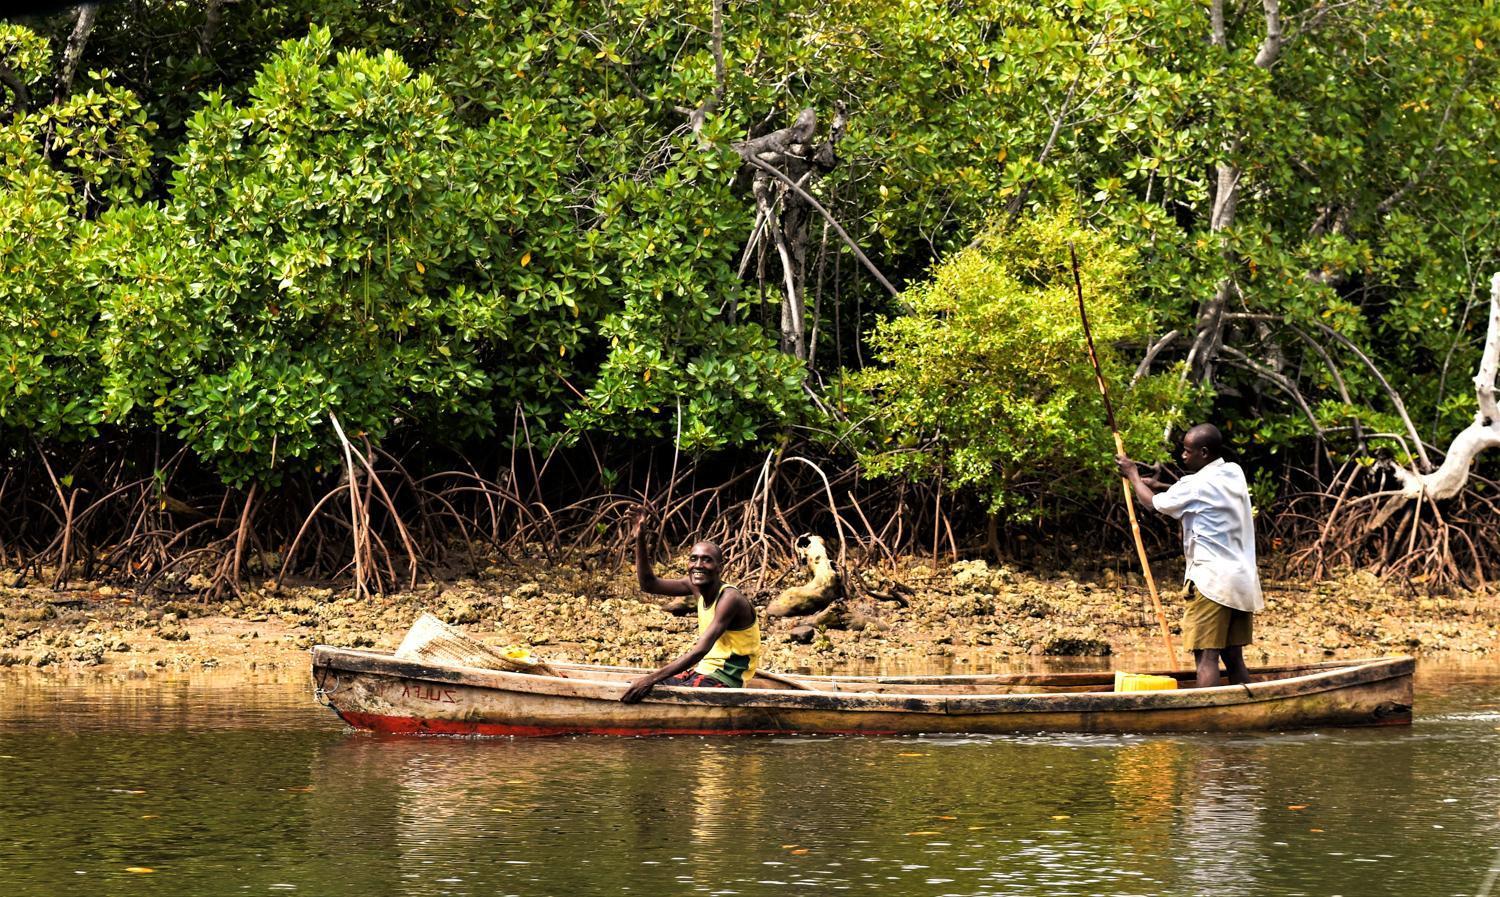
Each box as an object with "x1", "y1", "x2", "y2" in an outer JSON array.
[
  {"x1": 1185, "y1": 423, "x2": 1224, "y2": 458},
  {"x1": 691, "y1": 541, "x2": 725, "y2": 563}
]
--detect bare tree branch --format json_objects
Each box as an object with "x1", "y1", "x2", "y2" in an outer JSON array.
[
  {"x1": 710, "y1": 0, "x2": 724, "y2": 107},
  {"x1": 1131, "y1": 329, "x2": 1180, "y2": 385},
  {"x1": 1287, "y1": 324, "x2": 1365, "y2": 451},
  {"x1": 1221, "y1": 345, "x2": 1324, "y2": 438},
  {"x1": 1374, "y1": 71, "x2": 1471, "y2": 218},
  {"x1": 681, "y1": 0, "x2": 726, "y2": 135},
  {"x1": 740, "y1": 154, "x2": 900, "y2": 300},
  {"x1": 1188, "y1": 0, "x2": 1286, "y2": 384},
  {"x1": 1005, "y1": 26, "x2": 1111, "y2": 219},
  {"x1": 1310, "y1": 320, "x2": 1432, "y2": 470},
  {"x1": 734, "y1": 107, "x2": 817, "y2": 158}
]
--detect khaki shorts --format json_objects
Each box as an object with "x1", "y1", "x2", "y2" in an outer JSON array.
[{"x1": 1181, "y1": 584, "x2": 1253, "y2": 650}]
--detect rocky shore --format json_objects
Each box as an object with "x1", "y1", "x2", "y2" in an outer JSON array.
[{"x1": 2, "y1": 555, "x2": 1497, "y2": 680}]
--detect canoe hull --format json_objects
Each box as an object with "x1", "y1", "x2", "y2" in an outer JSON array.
[{"x1": 312, "y1": 648, "x2": 1413, "y2": 737}]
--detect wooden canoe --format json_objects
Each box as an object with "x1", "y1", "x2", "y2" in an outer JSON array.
[{"x1": 311, "y1": 647, "x2": 1413, "y2": 736}]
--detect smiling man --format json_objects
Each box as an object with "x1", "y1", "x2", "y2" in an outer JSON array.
[
  {"x1": 620, "y1": 508, "x2": 761, "y2": 703},
  {"x1": 1117, "y1": 423, "x2": 1266, "y2": 688}
]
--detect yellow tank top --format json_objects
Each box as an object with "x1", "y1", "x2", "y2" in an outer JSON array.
[{"x1": 693, "y1": 584, "x2": 761, "y2": 687}]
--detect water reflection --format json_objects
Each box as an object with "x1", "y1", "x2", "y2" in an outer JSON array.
[
  {"x1": 2, "y1": 669, "x2": 1499, "y2": 897},
  {"x1": 1175, "y1": 745, "x2": 1269, "y2": 896},
  {"x1": 304, "y1": 737, "x2": 784, "y2": 896},
  {"x1": 1108, "y1": 739, "x2": 1178, "y2": 862}
]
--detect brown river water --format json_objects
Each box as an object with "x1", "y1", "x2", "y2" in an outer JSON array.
[{"x1": 2, "y1": 660, "x2": 1498, "y2": 897}]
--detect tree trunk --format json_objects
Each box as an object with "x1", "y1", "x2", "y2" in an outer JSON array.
[
  {"x1": 200, "y1": 0, "x2": 226, "y2": 57},
  {"x1": 0, "y1": 64, "x2": 28, "y2": 121},
  {"x1": 1187, "y1": 0, "x2": 1285, "y2": 384},
  {"x1": 53, "y1": 3, "x2": 100, "y2": 105}
]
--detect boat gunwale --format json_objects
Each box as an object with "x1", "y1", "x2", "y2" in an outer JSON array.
[
  {"x1": 312, "y1": 646, "x2": 1413, "y2": 716},
  {"x1": 541, "y1": 657, "x2": 1399, "y2": 686}
]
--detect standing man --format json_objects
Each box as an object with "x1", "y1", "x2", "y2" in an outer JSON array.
[
  {"x1": 1117, "y1": 424, "x2": 1265, "y2": 687},
  {"x1": 620, "y1": 508, "x2": 761, "y2": 703}
]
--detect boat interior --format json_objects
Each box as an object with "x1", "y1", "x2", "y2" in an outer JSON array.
[{"x1": 533, "y1": 660, "x2": 1366, "y2": 695}]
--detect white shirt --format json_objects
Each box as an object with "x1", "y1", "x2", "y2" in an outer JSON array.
[{"x1": 1151, "y1": 458, "x2": 1265, "y2": 613}]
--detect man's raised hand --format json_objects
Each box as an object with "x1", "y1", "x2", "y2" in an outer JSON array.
[{"x1": 626, "y1": 504, "x2": 651, "y2": 541}]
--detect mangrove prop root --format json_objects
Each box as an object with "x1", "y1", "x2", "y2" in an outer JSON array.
[{"x1": 5, "y1": 431, "x2": 1497, "y2": 597}]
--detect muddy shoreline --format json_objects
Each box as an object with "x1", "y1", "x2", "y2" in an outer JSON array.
[{"x1": 2, "y1": 555, "x2": 1497, "y2": 681}]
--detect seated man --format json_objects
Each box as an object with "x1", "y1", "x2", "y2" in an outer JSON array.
[{"x1": 620, "y1": 509, "x2": 761, "y2": 704}]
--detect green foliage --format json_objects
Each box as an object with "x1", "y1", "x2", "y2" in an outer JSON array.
[
  {"x1": 0, "y1": 160, "x2": 100, "y2": 438},
  {"x1": 5, "y1": 20, "x2": 809, "y2": 480},
  {"x1": 88, "y1": 29, "x2": 524, "y2": 483},
  {"x1": 438, "y1": 1, "x2": 812, "y2": 450},
  {"x1": 0, "y1": 24, "x2": 51, "y2": 86},
  {"x1": 0, "y1": 64, "x2": 153, "y2": 439},
  {"x1": 848, "y1": 210, "x2": 1193, "y2": 515},
  {"x1": 2, "y1": 0, "x2": 1497, "y2": 508}
]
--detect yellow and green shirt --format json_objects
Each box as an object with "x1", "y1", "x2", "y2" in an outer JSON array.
[{"x1": 693, "y1": 584, "x2": 761, "y2": 687}]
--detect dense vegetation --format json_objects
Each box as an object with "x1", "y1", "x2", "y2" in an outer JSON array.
[{"x1": 1, "y1": 1, "x2": 1496, "y2": 592}]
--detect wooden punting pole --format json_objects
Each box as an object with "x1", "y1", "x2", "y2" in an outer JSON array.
[{"x1": 1069, "y1": 244, "x2": 1177, "y2": 664}]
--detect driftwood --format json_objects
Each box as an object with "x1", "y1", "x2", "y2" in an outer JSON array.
[
  {"x1": 1380, "y1": 272, "x2": 1500, "y2": 506},
  {"x1": 1274, "y1": 273, "x2": 1500, "y2": 589},
  {"x1": 766, "y1": 534, "x2": 841, "y2": 617}
]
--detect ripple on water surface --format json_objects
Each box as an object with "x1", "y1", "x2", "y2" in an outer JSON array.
[{"x1": 1, "y1": 666, "x2": 1498, "y2": 897}]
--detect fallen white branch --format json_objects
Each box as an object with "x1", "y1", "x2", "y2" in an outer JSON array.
[{"x1": 1386, "y1": 272, "x2": 1500, "y2": 501}]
